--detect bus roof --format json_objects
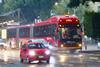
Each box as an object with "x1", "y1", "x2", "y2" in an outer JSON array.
[
  {"x1": 7, "y1": 24, "x2": 32, "y2": 29},
  {"x1": 34, "y1": 15, "x2": 79, "y2": 26}
]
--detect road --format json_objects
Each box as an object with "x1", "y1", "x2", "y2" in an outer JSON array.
[{"x1": 0, "y1": 49, "x2": 100, "y2": 67}]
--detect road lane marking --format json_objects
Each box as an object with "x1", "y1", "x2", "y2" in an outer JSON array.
[{"x1": 89, "y1": 57, "x2": 99, "y2": 60}]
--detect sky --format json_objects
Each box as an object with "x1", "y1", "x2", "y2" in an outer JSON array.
[{"x1": 0, "y1": 0, "x2": 2, "y2": 3}]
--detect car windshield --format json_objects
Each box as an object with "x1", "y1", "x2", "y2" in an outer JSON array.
[
  {"x1": 29, "y1": 39, "x2": 49, "y2": 44},
  {"x1": 28, "y1": 43, "x2": 46, "y2": 49}
]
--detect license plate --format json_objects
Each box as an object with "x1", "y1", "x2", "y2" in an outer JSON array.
[{"x1": 38, "y1": 56, "x2": 44, "y2": 58}]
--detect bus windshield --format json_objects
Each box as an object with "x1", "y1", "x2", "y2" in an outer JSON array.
[{"x1": 58, "y1": 27, "x2": 81, "y2": 40}]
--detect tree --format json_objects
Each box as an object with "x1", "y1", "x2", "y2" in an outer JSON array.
[
  {"x1": 0, "y1": 2, "x2": 4, "y2": 14},
  {"x1": 1, "y1": 0, "x2": 57, "y2": 24},
  {"x1": 91, "y1": 0, "x2": 100, "y2": 2},
  {"x1": 52, "y1": 0, "x2": 70, "y2": 15},
  {"x1": 84, "y1": 11, "x2": 93, "y2": 37},
  {"x1": 3, "y1": 0, "x2": 24, "y2": 12},
  {"x1": 20, "y1": 0, "x2": 58, "y2": 23},
  {"x1": 92, "y1": 12, "x2": 100, "y2": 38},
  {"x1": 84, "y1": 1, "x2": 95, "y2": 12},
  {"x1": 68, "y1": 0, "x2": 80, "y2": 8}
]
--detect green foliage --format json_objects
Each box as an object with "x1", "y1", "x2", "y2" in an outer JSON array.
[
  {"x1": 75, "y1": 4, "x2": 85, "y2": 20},
  {"x1": 84, "y1": 11, "x2": 100, "y2": 38},
  {"x1": 0, "y1": 29, "x2": 1, "y2": 38},
  {"x1": 20, "y1": 0, "x2": 57, "y2": 23},
  {"x1": 92, "y1": 12, "x2": 100, "y2": 38},
  {"x1": 84, "y1": 11, "x2": 94, "y2": 37},
  {"x1": 68, "y1": 0, "x2": 80, "y2": 8},
  {"x1": 53, "y1": 0, "x2": 70, "y2": 15},
  {"x1": 91, "y1": 0, "x2": 100, "y2": 2},
  {"x1": 0, "y1": 0, "x2": 57, "y2": 23},
  {"x1": 3, "y1": 0, "x2": 24, "y2": 12},
  {"x1": 0, "y1": 3, "x2": 3, "y2": 14}
]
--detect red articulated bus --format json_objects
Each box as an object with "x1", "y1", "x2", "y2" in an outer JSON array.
[
  {"x1": 33, "y1": 15, "x2": 83, "y2": 50},
  {"x1": 7, "y1": 15, "x2": 83, "y2": 50},
  {"x1": 7, "y1": 25, "x2": 32, "y2": 49}
]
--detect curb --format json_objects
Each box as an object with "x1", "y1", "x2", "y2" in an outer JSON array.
[{"x1": 79, "y1": 50, "x2": 100, "y2": 54}]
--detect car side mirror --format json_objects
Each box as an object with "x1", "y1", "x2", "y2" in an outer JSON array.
[{"x1": 45, "y1": 46, "x2": 49, "y2": 49}]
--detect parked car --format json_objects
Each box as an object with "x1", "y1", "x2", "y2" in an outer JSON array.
[
  {"x1": 20, "y1": 42, "x2": 51, "y2": 63},
  {"x1": 0, "y1": 39, "x2": 7, "y2": 49},
  {"x1": 28, "y1": 39, "x2": 54, "y2": 49}
]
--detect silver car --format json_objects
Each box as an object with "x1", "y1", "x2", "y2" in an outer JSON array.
[{"x1": 0, "y1": 39, "x2": 7, "y2": 49}]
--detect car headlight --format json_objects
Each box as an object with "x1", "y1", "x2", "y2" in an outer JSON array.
[
  {"x1": 45, "y1": 50, "x2": 50, "y2": 55},
  {"x1": 48, "y1": 45, "x2": 53, "y2": 49},
  {"x1": 29, "y1": 51, "x2": 36, "y2": 56}
]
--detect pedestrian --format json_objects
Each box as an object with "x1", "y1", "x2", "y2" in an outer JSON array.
[
  {"x1": 85, "y1": 44, "x2": 87, "y2": 50},
  {"x1": 97, "y1": 42, "x2": 100, "y2": 48},
  {"x1": 9, "y1": 41, "x2": 12, "y2": 49}
]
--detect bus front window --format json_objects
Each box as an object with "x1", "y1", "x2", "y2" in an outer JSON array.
[
  {"x1": 58, "y1": 28, "x2": 69, "y2": 39},
  {"x1": 69, "y1": 28, "x2": 77, "y2": 36},
  {"x1": 58, "y1": 27, "x2": 82, "y2": 43}
]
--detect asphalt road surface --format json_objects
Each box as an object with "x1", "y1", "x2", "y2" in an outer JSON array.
[{"x1": 0, "y1": 49, "x2": 100, "y2": 67}]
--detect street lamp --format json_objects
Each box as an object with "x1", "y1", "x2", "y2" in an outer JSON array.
[
  {"x1": 84, "y1": 35, "x2": 88, "y2": 39},
  {"x1": 55, "y1": 2, "x2": 58, "y2": 6},
  {"x1": 0, "y1": 0, "x2": 2, "y2": 3}
]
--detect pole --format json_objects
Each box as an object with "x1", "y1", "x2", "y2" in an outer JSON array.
[{"x1": 18, "y1": 9, "x2": 21, "y2": 21}]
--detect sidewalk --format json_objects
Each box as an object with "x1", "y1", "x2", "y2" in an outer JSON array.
[
  {"x1": 80, "y1": 44, "x2": 100, "y2": 53},
  {"x1": 82, "y1": 44, "x2": 100, "y2": 51}
]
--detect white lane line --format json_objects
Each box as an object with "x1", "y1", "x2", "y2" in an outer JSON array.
[{"x1": 89, "y1": 57, "x2": 99, "y2": 60}]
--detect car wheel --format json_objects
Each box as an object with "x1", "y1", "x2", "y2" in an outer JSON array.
[
  {"x1": 20, "y1": 58, "x2": 23, "y2": 63},
  {"x1": 26, "y1": 58, "x2": 31, "y2": 64},
  {"x1": 39, "y1": 60, "x2": 42, "y2": 63},
  {"x1": 47, "y1": 60, "x2": 50, "y2": 63}
]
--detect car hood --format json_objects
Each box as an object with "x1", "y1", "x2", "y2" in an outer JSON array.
[{"x1": 29, "y1": 48, "x2": 48, "y2": 55}]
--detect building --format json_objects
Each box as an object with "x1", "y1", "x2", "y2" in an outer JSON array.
[{"x1": 94, "y1": 2, "x2": 100, "y2": 12}]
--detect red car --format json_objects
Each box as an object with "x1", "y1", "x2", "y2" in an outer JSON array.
[{"x1": 20, "y1": 42, "x2": 51, "y2": 63}]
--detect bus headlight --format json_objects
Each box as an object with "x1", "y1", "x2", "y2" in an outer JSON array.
[
  {"x1": 61, "y1": 44, "x2": 64, "y2": 47},
  {"x1": 78, "y1": 44, "x2": 82, "y2": 47}
]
